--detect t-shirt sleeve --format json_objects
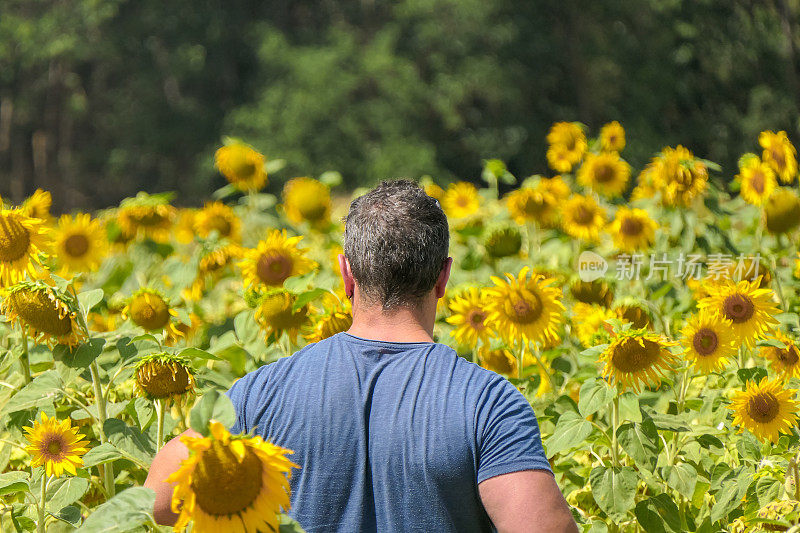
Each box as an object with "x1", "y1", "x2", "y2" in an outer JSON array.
[
  {"x1": 475, "y1": 376, "x2": 553, "y2": 484},
  {"x1": 225, "y1": 365, "x2": 270, "y2": 435}
]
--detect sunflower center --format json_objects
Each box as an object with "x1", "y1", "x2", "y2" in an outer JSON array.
[
  {"x1": 46, "y1": 438, "x2": 63, "y2": 458},
  {"x1": 64, "y1": 233, "x2": 90, "y2": 258},
  {"x1": 132, "y1": 210, "x2": 166, "y2": 228},
  {"x1": 772, "y1": 148, "x2": 786, "y2": 170},
  {"x1": 692, "y1": 328, "x2": 718, "y2": 356},
  {"x1": 750, "y1": 170, "x2": 765, "y2": 194},
  {"x1": 722, "y1": 293, "x2": 755, "y2": 323},
  {"x1": 206, "y1": 215, "x2": 232, "y2": 237},
  {"x1": 747, "y1": 392, "x2": 780, "y2": 423},
  {"x1": 594, "y1": 163, "x2": 614, "y2": 183},
  {"x1": 256, "y1": 253, "x2": 293, "y2": 285},
  {"x1": 10, "y1": 290, "x2": 73, "y2": 337},
  {"x1": 129, "y1": 294, "x2": 170, "y2": 331},
  {"x1": 620, "y1": 217, "x2": 643, "y2": 237},
  {"x1": 259, "y1": 292, "x2": 308, "y2": 330},
  {"x1": 778, "y1": 346, "x2": 800, "y2": 367},
  {"x1": 611, "y1": 337, "x2": 662, "y2": 373},
  {"x1": 0, "y1": 215, "x2": 32, "y2": 263},
  {"x1": 467, "y1": 309, "x2": 486, "y2": 330},
  {"x1": 191, "y1": 440, "x2": 263, "y2": 516},
  {"x1": 136, "y1": 361, "x2": 192, "y2": 399},
  {"x1": 508, "y1": 293, "x2": 543, "y2": 324},
  {"x1": 573, "y1": 205, "x2": 594, "y2": 225}
]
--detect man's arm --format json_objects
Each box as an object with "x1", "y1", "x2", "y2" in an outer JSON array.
[
  {"x1": 143, "y1": 429, "x2": 198, "y2": 526},
  {"x1": 479, "y1": 470, "x2": 578, "y2": 533}
]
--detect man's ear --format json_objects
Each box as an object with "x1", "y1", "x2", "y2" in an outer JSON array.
[
  {"x1": 338, "y1": 254, "x2": 355, "y2": 299},
  {"x1": 434, "y1": 257, "x2": 453, "y2": 299}
]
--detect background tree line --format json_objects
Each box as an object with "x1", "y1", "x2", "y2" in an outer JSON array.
[{"x1": 1, "y1": 0, "x2": 799, "y2": 211}]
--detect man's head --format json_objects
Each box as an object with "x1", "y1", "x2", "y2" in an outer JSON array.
[{"x1": 342, "y1": 180, "x2": 450, "y2": 310}]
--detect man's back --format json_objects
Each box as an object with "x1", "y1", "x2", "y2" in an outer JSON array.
[{"x1": 227, "y1": 332, "x2": 552, "y2": 532}]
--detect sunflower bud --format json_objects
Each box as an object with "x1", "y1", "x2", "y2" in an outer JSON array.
[{"x1": 765, "y1": 188, "x2": 800, "y2": 234}]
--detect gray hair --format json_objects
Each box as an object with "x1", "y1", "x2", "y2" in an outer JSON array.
[{"x1": 343, "y1": 180, "x2": 449, "y2": 310}]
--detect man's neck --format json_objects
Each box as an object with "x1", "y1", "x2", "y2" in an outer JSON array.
[{"x1": 346, "y1": 301, "x2": 435, "y2": 343}]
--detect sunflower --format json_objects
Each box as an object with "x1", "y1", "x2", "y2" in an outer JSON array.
[
  {"x1": 23, "y1": 412, "x2": 88, "y2": 477},
  {"x1": 762, "y1": 332, "x2": 800, "y2": 381},
  {"x1": 255, "y1": 289, "x2": 310, "y2": 343},
  {"x1": 167, "y1": 421, "x2": 297, "y2": 533},
  {"x1": 116, "y1": 193, "x2": 176, "y2": 243},
  {"x1": 238, "y1": 230, "x2": 316, "y2": 290},
  {"x1": 681, "y1": 311, "x2": 737, "y2": 374},
  {"x1": 651, "y1": 146, "x2": 709, "y2": 207},
  {"x1": 123, "y1": 288, "x2": 184, "y2": 342},
  {"x1": 21, "y1": 189, "x2": 53, "y2": 222},
  {"x1": 214, "y1": 142, "x2": 268, "y2": 191},
  {"x1": 506, "y1": 177, "x2": 570, "y2": 228},
  {"x1": 282, "y1": 177, "x2": 332, "y2": 227},
  {"x1": 184, "y1": 243, "x2": 243, "y2": 301},
  {"x1": 570, "y1": 279, "x2": 614, "y2": 308},
  {"x1": 478, "y1": 346, "x2": 518, "y2": 377},
  {"x1": 1, "y1": 281, "x2": 86, "y2": 347},
  {"x1": 53, "y1": 213, "x2": 107, "y2": 275},
  {"x1": 729, "y1": 377, "x2": 800, "y2": 443},
  {"x1": 193, "y1": 202, "x2": 241, "y2": 242},
  {"x1": 135, "y1": 352, "x2": 195, "y2": 406},
  {"x1": 760, "y1": 130, "x2": 798, "y2": 184},
  {"x1": 736, "y1": 156, "x2": 777, "y2": 206},
  {"x1": 424, "y1": 183, "x2": 445, "y2": 201},
  {"x1": 0, "y1": 208, "x2": 51, "y2": 286},
  {"x1": 484, "y1": 226, "x2": 522, "y2": 259},
  {"x1": 561, "y1": 194, "x2": 606, "y2": 242},
  {"x1": 174, "y1": 208, "x2": 197, "y2": 245},
  {"x1": 630, "y1": 166, "x2": 658, "y2": 202},
  {"x1": 600, "y1": 121, "x2": 626, "y2": 152},
  {"x1": 756, "y1": 499, "x2": 800, "y2": 528},
  {"x1": 614, "y1": 303, "x2": 651, "y2": 329},
  {"x1": 441, "y1": 182, "x2": 481, "y2": 220},
  {"x1": 698, "y1": 278, "x2": 780, "y2": 347},
  {"x1": 485, "y1": 267, "x2": 565, "y2": 347},
  {"x1": 572, "y1": 302, "x2": 615, "y2": 348},
  {"x1": 765, "y1": 188, "x2": 800, "y2": 234},
  {"x1": 446, "y1": 288, "x2": 494, "y2": 348},
  {"x1": 607, "y1": 207, "x2": 657, "y2": 252},
  {"x1": 546, "y1": 122, "x2": 587, "y2": 173},
  {"x1": 304, "y1": 300, "x2": 352, "y2": 343},
  {"x1": 599, "y1": 329, "x2": 680, "y2": 392},
  {"x1": 577, "y1": 152, "x2": 631, "y2": 197}
]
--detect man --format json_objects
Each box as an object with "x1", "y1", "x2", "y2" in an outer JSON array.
[{"x1": 146, "y1": 180, "x2": 577, "y2": 532}]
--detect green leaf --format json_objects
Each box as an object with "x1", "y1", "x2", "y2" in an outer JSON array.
[
  {"x1": 46, "y1": 477, "x2": 89, "y2": 513},
  {"x1": 738, "y1": 367, "x2": 767, "y2": 386},
  {"x1": 51, "y1": 505, "x2": 82, "y2": 525},
  {"x1": 756, "y1": 338, "x2": 787, "y2": 349},
  {"x1": 589, "y1": 466, "x2": 638, "y2": 522},
  {"x1": 578, "y1": 379, "x2": 613, "y2": 418},
  {"x1": 82, "y1": 443, "x2": 126, "y2": 468},
  {"x1": 279, "y1": 514, "x2": 307, "y2": 532},
  {"x1": 190, "y1": 390, "x2": 236, "y2": 437},
  {"x1": 293, "y1": 288, "x2": 328, "y2": 312},
  {"x1": 212, "y1": 183, "x2": 238, "y2": 200},
  {"x1": 77, "y1": 487, "x2": 156, "y2": 532},
  {"x1": 265, "y1": 158, "x2": 286, "y2": 173},
  {"x1": 662, "y1": 463, "x2": 697, "y2": 499},
  {"x1": 544, "y1": 411, "x2": 593, "y2": 456},
  {"x1": 131, "y1": 333, "x2": 161, "y2": 346},
  {"x1": 178, "y1": 347, "x2": 220, "y2": 361},
  {"x1": 234, "y1": 310, "x2": 260, "y2": 343},
  {"x1": 78, "y1": 288, "x2": 104, "y2": 314},
  {"x1": 1, "y1": 370, "x2": 62, "y2": 416},
  {"x1": 635, "y1": 494, "x2": 682, "y2": 533},
  {"x1": 64, "y1": 338, "x2": 106, "y2": 368},
  {"x1": 617, "y1": 419, "x2": 659, "y2": 469},
  {"x1": 736, "y1": 430, "x2": 761, "y2": 461},
  {"x1": 318, "y1": 171, "x2": 343, "y2": 187},
  {"x1": 134, "y1": 398, "x2": 156, "y2": 430},
  {"x1": 618, "y1": 392, "x2": 642, "y2": 423},
  {"x1": 0, "y1": 472, "x2": 29, "y2": 497},
  {"x1": 103, "y1": 419, "x2": 155, "y2": 465}
]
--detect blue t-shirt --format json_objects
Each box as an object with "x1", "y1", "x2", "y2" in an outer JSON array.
[{"x1": 227, "y1": 332, "x2": 552, "y2": 532}]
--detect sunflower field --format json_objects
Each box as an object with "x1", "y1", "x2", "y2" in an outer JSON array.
[{"x1": 2, "y1": 122, "x2": 800, "y2": 532}]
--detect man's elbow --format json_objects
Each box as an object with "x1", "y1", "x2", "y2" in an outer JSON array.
[{"x1": 143, "y1": 470, "x2": 180, "y2": 526}]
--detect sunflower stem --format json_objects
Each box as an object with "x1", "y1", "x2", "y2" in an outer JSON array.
[
  {"x1": 155, "y1": 398, "x2": 166, "y2": 452},
  {"x1": 611, "y1": 392, "x2": 620, "y2": 468},
  {"x1": 89, "y1": 360, "x2": 115, "y2": 497},
  {"x1": 770, "y1": 255, "x2": 787, "y2": 311},
  {"x1": 37, "y1": 474, "x2": 48, "y2": 533},
  {"x1": 19, "y1": 330, "x2": 31, "y2": 385},
  {"x1": 531, "y1": 344, "x2": 555, "y2": 395}
]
